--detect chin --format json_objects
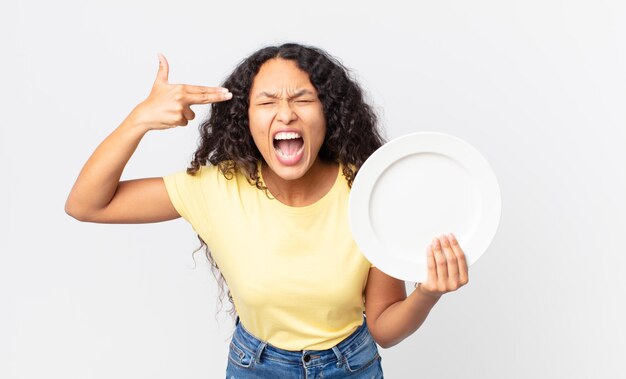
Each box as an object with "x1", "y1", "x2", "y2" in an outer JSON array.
[{"x1": 266, "y1": 159, "x2": 311, "y2": 181}]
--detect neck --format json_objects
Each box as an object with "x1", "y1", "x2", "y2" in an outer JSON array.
[{"x1": 261, "y1": 159, "x2": 339, "y2": 207}]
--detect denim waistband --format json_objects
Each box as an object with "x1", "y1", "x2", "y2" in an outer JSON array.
[{"x1": 231, "y1": 316, "x2": 372, "y2": 367}]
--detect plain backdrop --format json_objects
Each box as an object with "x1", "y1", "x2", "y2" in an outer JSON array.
[{"x1": 1, "y1": 1, "x2": 625, "y2": 378}]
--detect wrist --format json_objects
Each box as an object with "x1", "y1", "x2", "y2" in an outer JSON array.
[
  {"x1": 414, "y1": 283, "x2": 442, "y2": 299},
  {"x1": 122, "y1": 111, "x2": 152, "y2": 135}
]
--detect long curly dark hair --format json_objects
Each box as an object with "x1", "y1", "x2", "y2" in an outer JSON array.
[{"x1": 185, "y1": 43, "x2": 385, "y2": 323}]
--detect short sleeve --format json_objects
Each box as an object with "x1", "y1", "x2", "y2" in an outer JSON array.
[{"x1": 162, "y1": 169, "x2": 199, "y2": 224}]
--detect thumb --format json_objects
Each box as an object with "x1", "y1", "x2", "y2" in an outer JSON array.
[{"x1": 155, "y1": 52, "x2": 169, "y2": 84}]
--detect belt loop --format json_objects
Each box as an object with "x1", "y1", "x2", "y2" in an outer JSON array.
[
  {"x1": 332, "y1": 346, "x2": 345, "y2": 368},
  {"x1": 254, "y1": 341, "x2": 268, "y2": 364}
]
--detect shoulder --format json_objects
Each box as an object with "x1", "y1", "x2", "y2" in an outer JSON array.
[
  {"x1": 163, "y1": 164, "x2": 218, "y2": 183},
  {"x1": 164, "y1": 161, "x2": 259, "y2": 192}
]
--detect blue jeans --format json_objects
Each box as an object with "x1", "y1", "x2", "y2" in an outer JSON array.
[{"x1": 226, "y1": 316, "x2": 384, "y2": 378}]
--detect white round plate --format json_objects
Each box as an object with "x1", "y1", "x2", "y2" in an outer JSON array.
[{"x1": 349, "y1": 131, "x2": 501, "y2": 283}]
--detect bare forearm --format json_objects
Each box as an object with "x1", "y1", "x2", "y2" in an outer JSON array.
[
  {"x1": 65, "y1": 112, "x2": 149, "y2": 216},
  {"x1": 374, "y1": 287, "x2": 441, "y2": 348}
]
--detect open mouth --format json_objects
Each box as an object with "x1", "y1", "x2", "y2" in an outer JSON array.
[{"x1": 273, "y1": 131, "x2": 305, "y2": 165}]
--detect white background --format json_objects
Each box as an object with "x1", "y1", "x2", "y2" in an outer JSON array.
[{"x1": 1, "y1": 0, "x2": 625, "y2": 378}]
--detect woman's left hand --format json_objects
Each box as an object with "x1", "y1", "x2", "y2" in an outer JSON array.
[{"x1": 416, "y1": 233, "x2": 469, "y2": 298}]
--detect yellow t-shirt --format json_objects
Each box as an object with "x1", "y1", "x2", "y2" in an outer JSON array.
[{"x1": 162, "y1": 163, "x2": 375, "y2": 351}]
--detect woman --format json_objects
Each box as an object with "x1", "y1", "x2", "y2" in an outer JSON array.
[{"x1": 65, "y1": 43, "x2": 469, "y2": 378}]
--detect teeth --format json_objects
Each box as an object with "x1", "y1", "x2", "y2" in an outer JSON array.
[{"x1": 274, "y1": 131, "x2": 302, "y2": 140}]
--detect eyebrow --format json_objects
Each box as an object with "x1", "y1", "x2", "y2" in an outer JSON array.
[{"x1": 254, "y1": 89, "x2": 315, "y2": 100}]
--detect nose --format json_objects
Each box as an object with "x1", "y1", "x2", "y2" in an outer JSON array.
[{"x1": 275, "y1": 99, "x2": 297, "y2": 124}]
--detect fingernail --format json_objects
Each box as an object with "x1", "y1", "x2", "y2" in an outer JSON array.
[
  {"x1": 224, "y1": 92, "x2": 233, "y2": 99},
  {"x1": 221, "y1": 88, "x2": 229, "y2": 93}
]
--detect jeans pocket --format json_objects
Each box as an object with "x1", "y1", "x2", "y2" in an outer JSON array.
[
  {"x1": 228, "y1": 340, "x2": 254, "y2": 369},
  {"x1": 342, "y1": 338, "x2": 381, "y2": 374}
]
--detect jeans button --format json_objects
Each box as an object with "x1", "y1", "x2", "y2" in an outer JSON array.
[{"x1": 303, "y1": 354, "x2": 311, "y2": 362}]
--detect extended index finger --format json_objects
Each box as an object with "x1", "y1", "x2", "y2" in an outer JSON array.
[
  {"x1": 181, "y1": 84, "x2": 229, "y2": 94},
  {"x1": 183, "y1": 91, "x2": 233, "y2": 105}
]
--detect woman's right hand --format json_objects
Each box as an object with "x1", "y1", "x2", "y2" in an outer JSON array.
[{"x1": 128, "y1": 53, "x2": 233, "y2": 132}]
